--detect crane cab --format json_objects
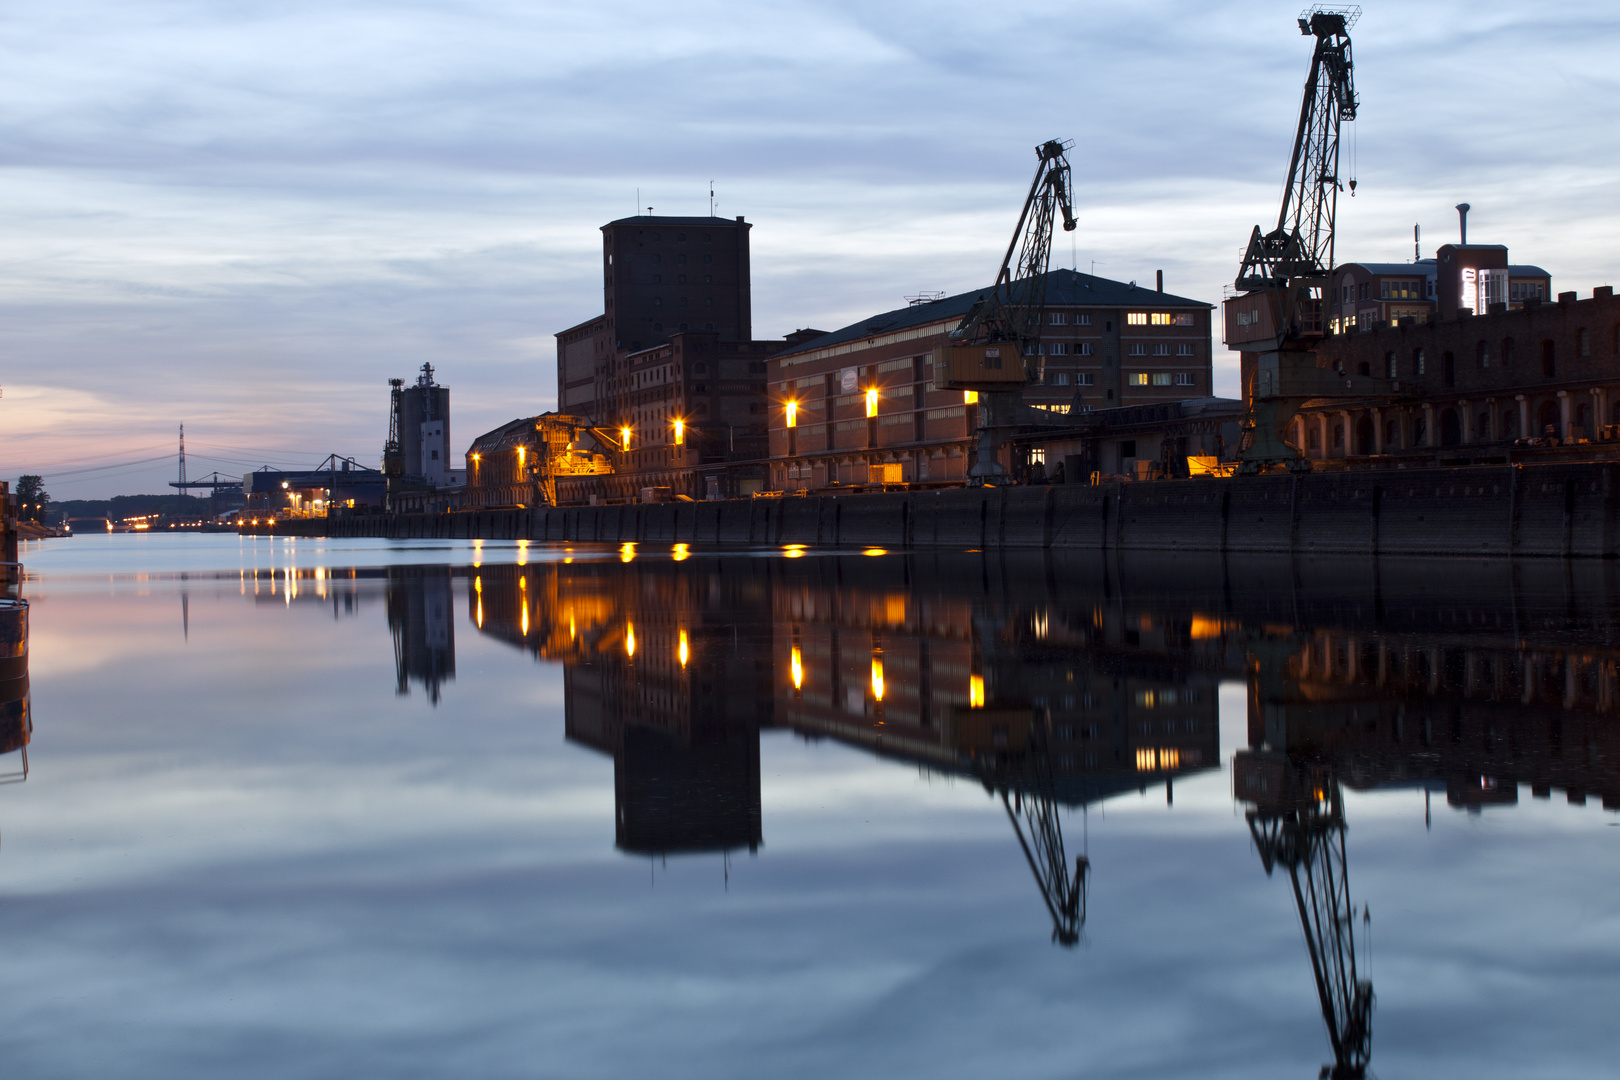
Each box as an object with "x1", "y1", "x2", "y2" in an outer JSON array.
[{"x1": 931, "y1": 343, "x2": 1036, "y2": 391}]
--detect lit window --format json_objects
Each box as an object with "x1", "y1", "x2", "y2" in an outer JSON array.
[
  {"x1": 1149, "y1": 313, "x2": 1173, "y2": 325},
  {"x1": 1129, "y1": 372, "x2": 1149, "y2": 386},
  {"x1": 1126, "y1": 313, "x2": 1147, "y2": 325},
  {"x1": 1151, "y1": 373, "x2": 1172, "y2": 386}
]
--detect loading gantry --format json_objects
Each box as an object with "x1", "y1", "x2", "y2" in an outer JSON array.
[
  {"x1": 1223, "y1": 7, "x2": 1401, "y2": 474},
  {"x1": 934, "y1": 139, "x2": 1078, "y2": 483}
]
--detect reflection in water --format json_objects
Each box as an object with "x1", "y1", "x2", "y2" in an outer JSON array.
[
  {"x1": 386, "y1": 567, "x2": 456, "y2": 704},
  {"x1": 0, "y1": 596, "x2": 29, "y2": 784},
  {"x1": 459, "y1": 549, "x2": 1620, "y2": 1077}
]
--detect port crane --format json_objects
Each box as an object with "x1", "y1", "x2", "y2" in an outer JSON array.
[
  {"x1": 936, "y1": 139, "x2": 1078, "y2": 483},
  {"x1": 1223, "y1": 7, "x2": 1394, "y2": 473}
]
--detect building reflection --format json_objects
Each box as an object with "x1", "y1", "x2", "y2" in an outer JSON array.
[
  {"x1": 0, "y1": 596, "x2": 28, "y2": 784},
  {"x1": 385, "y1": 567, "x2": 456, "y2": 704}
]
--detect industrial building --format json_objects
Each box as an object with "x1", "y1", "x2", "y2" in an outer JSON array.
[
  {"x1": 549, "y1": 214, "x2": 813, "y2": 503},
  {"x1": 764, "y1": 269, "x2": 1214, "y2": 489}
]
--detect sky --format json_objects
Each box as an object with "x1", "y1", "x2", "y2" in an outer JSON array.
[{"x1": 5, "y1": 0, "x2": 1620, "y2": 498}]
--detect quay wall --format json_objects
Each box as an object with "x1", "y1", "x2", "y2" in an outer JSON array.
[{"x1": 249, "y1": 461, "x2": 1620, "y2": 558}]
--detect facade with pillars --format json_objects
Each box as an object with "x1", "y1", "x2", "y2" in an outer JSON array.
[
  {"x1": 1290, "y1": 287, "x2": 1620, "y2": 461},
  {"x1": 766, "y1": 269, "x2": 1212, "y2": 490}
]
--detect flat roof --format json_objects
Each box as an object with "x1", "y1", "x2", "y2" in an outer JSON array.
[
  {"x1": 777, "y1": 268, "x2": 1211, "y2": 360},
  {"x1": 602, "y1": 215, "x2": 749, "y2": 229}
]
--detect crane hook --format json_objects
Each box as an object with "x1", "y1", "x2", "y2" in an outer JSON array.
[{"x1": 1349, "y1": 178, "x2": 1357, "y2": 197}]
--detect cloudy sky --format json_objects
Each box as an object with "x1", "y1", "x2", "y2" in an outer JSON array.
[{"x1": 5, "y1": 0, "x2": 1620, "y2": 498}]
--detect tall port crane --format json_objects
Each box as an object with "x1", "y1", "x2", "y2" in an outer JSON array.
[
  {"x1": 935, "y1": 139, "x2": 1078, "y2": 483},
  {"x1": 1224, "y1": 7, "x2": 1392, "y2": 473}
]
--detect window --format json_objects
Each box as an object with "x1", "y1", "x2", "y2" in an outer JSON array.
[
  {"x1": 1076, "y1": 314, "x2": 1093, "y2": 326},
  {"x1": 677, "y1": 254, "x2": 687, "y2": 264},
  {"x1": 1359, "y1": 282, "x2": 1369, "y2": 301},
  {"x1": 1174, "y1": 373, "x2": 1195, "y2": 386},
  {"x1": 1052, "y1": 372, "x2": 1071, "y2": 386},
  {"x1": 1541, "y1": 339, "x2": 1556, "y2": 377},
  {"x1": 694, "y1": 362, "x2": 707, "y2": 374},
  {"x1": 678, "y1": 274, "x2": 686, "y2": 284},
  {"x1": 652, "y1": 274, "x2": 662, "y2": 283},
  {"x1": 1128, "y1": 373, "x2": 1149, "y2": 385},
  {"x1": 1047, "y1": 342, "x2": 1067, "y2": 355},
  {"x1": 1128, "y1": 344, "x2": 1148, "y2": 356},
  {"x1": 1149, "y1": 313, "x2": 1174, "y2": 325},
  {"x1": 1414, "y1": 348, "x2": 1425, "y2": 375},
  {"x1": 1127, "y1": 313, "x2": 1147, "y2": 325},
  {"x1": 1078, "y1": 373, "x2": 1095, "y2": 386},
  {"x1": 1503, "y1": 337, "x2": 1516, "y2": 366},
  {"x1": 1049, "y1": 312, "x2": 1069, "y2": 325},
  {"x1": 1149, "y1": 343, "x2": 1169, "y2": 356},
  {"x1": 1579, "y1": 328, "x2": 1591, "y2": 357},
  {"x1": 1172, "y1": 313, "x2": 1194, "y2": 326},
  {"x1": 1151, "y1": 373, "x2": 1172, "y2": 385},
  {"x1": 1078, "y1": 343, "x2": 1095, "y2": 356},
  {"x1": 1176, "y1": 344, "x2": 1193, "y2": 356},
  {"x1": 703, "y1": 254, "x2": 712, "y2": 263}
]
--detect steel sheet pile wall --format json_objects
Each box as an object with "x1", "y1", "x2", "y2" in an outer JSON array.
[{"x1": 250, "y1": 461, "x2": 1620, "y2": 558}]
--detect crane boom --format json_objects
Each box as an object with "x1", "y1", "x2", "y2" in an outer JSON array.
[
  {"x1": 1222, "y1": 7, "x2": 1396, "y2": 475},
  {"x1": 935, "y1": 139, "x2": 1078, "y2": 483}
]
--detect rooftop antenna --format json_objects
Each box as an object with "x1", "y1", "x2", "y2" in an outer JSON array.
[
  {"x1": 1414, "y1": 223, "x2": 1420, "y2": 262},
  {"x1": 710, "y1": 181, "x2": 715, "y2": 216}
]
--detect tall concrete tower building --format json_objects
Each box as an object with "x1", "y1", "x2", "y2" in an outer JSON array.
[{"x1": 601, "y1": 215, "x2": 753, "y2": 353}]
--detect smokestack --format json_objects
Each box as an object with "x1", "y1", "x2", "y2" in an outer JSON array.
[
  {"x1": 1156, "y1": 269, "x2": 1163, "y2": 293},
  {"x1": 1456, "y1": 203, "x2": 1471, "y2": 245}
]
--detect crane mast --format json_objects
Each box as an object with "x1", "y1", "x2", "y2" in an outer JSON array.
[
  {"x1": 1223, "y1": 7, "x2": 1394, "y2": 474},
  {"x1": 935, "y1": 139, "x2": 1078, "y2": 483}
]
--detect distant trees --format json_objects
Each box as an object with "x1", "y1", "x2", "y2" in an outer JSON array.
[{"x1": 14, "y1": 476, "x2": 47, "y2": 523}]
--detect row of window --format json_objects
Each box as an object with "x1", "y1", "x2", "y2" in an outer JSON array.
[
  {"x1": 1127, "y1": 373, "x2": 1197, "y2": 386},
  {"x1": 1030, "y1": 342, "x2": 1199, "y2": 356},
  {"x1": 1125, "y1": 312, "x2": 1197, "y2": 326}
]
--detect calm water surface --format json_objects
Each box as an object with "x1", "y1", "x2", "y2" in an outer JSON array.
[{"x1": 2, "y1": 534, "x2": 1616, "y2": 1078}]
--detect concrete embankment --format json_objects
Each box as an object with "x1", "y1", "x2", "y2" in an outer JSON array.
[{"x1": 246, "y1": 460, "x2": 1620, "y2": 558}]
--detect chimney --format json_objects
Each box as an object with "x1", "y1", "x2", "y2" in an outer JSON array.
[
  {"x1": 1156, "y1": 269, "x2": 1164, "y2": 293},
  {"x1": 1456, "y1": 203, "x2": 1471, "y2": 245}
]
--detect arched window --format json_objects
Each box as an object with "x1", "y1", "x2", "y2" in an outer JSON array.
[
  {"x1": 1503, "y1": 408, "x2": 1518, "y2": 439},
  {"x1": 1477, "y1": 340, "x2": 1490, "y2": 369},
  {"x1": 1538, "y1": 400, "x2": 1560, "y2": 437},
  {"x1": 1414, "y1": 414, "x2": 1427, "y2": 444},
  {"x1": 1333, "y1": 423, "x2": 1344, "y2": 449},
  {"x1": 1384, "y1": 351, "x2": 1397, "y2": 378},
  {"x1": 1577, "y1": 402, "x2": 1592, "y2": 437},
  {"x1": 1541, "y1": 340, "x2": 1556, "y2": 378},
  {"x1": 1357, "y1": 360, "x2": 1370, "y2": 376},
  {"x1": 1579, "y1": 328, "x2": 1591, "y2": 358},
  {"x1": 1503, "y1": 337, "x2": 1516, "y2": 366},
  {"x1": 1476, "y1": 411, "x2": 1490, "y2": 441},
  {"x1": 1414, "y1": 348, "x2": 1426, "y2": 375},
  {"x1": 1440, "y1": 408, "x2": 1462, "y2": 446},
  {"x1": 1442, "y1": 351, "x2": 1456, "y2": 388},
  {"x1": 1384, "y1": 417, "x2": 1400, "y2": 449}
]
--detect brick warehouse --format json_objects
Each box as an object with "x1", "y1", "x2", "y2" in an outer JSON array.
[
  {"x1": 765, "y1": 269, "x2": 1213, "y2": 490},
  {"x1": 1302, "y1": 287, "x2": 1620, "y2": 461},
  {"x1": 554, "y1": 214, "x2": 819, "y2": 501}
]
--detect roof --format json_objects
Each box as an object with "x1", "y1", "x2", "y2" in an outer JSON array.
[
  {"x1": 1342, "y1": 262, "x2": 1435, "y2": 276},
  {"x1": 1508, "y1": 264, "x2": 1551, "y2": 277},
  {"x1": 602, "y1": 215, "x2": 749, "y2": 229},
  {"x1": 776, "y1": 268, "x2": 1211, "y2": 360}
]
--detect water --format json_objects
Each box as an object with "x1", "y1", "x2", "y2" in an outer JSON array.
[{"x1": 3, "y1": 534, "x2": 1616, "y2": 1078}]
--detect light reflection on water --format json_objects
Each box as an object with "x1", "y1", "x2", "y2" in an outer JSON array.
[{"x1": 1, "y1": 536, "x2": 1617, "y2": 1078}]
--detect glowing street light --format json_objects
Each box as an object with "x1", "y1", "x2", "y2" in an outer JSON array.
[
  {"x1": 678, "y1": 629, "x2": 689, "y2": 668},
  {"x1": 620, "y1": 425, "x2": 633, "y2": 450}
]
